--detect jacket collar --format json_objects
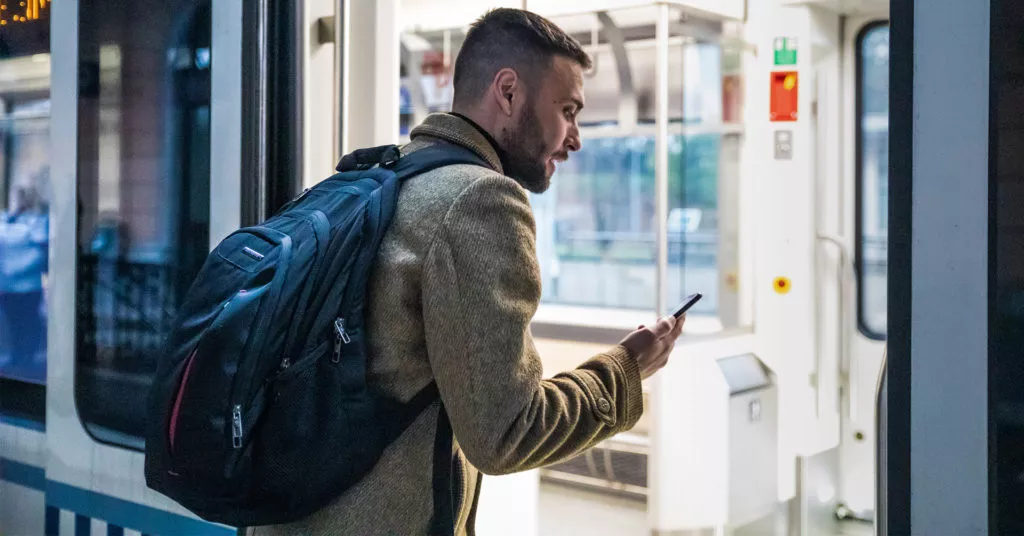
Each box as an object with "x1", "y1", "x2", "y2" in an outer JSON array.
[{"x1": 408, "y1": 113, "x2": 505, "y2": 175}]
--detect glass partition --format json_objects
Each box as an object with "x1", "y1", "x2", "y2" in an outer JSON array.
[
  {"x1": 0, "y1": 1, "x2": 51, "y2": 398},
  {"x1": 75, "y1": 0, "x2": 212, "y2": 449},
  {"x1": 400, "y1": 5, "x2": 747, "y2": 333}
]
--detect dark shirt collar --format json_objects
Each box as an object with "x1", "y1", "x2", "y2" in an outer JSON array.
[{"x1": 448, "y1": 112, "x2": 510, "y2": 172}]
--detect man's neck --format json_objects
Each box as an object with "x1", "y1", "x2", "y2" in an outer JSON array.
[{"x1": 448, "y1": 111, "x2": 509, "y2": 171}]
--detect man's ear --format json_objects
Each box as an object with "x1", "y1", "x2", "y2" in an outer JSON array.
[{"x1": 491, "y1": 68, "x2": 519, "y2": 116}]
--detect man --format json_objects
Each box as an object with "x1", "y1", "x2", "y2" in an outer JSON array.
[{"x1": 256, "y1": 8, "x2": 683, "y2": 535}]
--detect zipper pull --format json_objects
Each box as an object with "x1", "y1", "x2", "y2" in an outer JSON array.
[
  {"x1": 332, "y1": 318, "x2": 351, "y2": 363},
  {"x1": 231, "y1": 405, "x2": 243, "y2": 449}
]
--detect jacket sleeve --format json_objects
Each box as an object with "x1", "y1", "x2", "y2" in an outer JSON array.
[{"x1": 421, "y1": 174, "x2": 644, "y2": 475}]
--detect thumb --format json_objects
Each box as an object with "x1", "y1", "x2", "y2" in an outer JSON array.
[{"x1": 650, "y1": 316, "x2": 675, "y2": 338}]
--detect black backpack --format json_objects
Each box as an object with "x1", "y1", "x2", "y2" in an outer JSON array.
[{"x1": 144, "y1": 143, "x2": 487, "y2": 527}]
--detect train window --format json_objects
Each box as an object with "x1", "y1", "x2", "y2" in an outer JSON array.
[
  {"x1": 530, "y1": 132, "x2": 723, "y2": 315},
  {"x1": 0, "y1": 98, "x2": 50, "y2": 386},
  {"x1": 856, "y1": 23, "x2": 890, "y2": 339},
  {"x1": 75, "y1": 0, "x2": 211, "y2": 449},
  {"x1": 533, "y1": 38, "x2": 740, "y2": 326},
  {"x1": 0, "y1": 1, "x2": 50, "y2": 425},
  {"x1": 401, "y1": 16, "x2": 744, "y2": 330}
]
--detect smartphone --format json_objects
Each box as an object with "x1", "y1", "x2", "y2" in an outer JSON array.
[{"x1": 671, "y1": 293, "x2": 703, "y2": 319}]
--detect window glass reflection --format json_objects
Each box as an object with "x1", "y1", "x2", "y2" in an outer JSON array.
[
  {"x1": 0, "y1": 87, "x2": 50, "y2": 385},
  {"x1": 857, "y1": 24, "x2": 889, "y2": 338},
  {"x1": 75, "y1": 0, "x2": 211, "y2": 448}
]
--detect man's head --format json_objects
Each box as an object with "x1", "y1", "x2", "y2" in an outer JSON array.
[{"x1": 451, "y1": 8, "x2": 589, "y2": 193}]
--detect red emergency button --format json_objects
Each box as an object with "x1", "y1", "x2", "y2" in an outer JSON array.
[{"x1": 770, "y1": 71, "x2": 798, "y2": 122}]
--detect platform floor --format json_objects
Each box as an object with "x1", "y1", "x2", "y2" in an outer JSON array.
[{"x1": 537, "y1": 481, "x2": 874, "y2": 536}]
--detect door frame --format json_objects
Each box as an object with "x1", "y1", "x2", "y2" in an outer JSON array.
[{"x1": 836, "y1": 13, "x2": 890, "y2": 519}]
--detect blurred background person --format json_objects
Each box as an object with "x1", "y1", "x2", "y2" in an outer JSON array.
[{"x1": 0, "y1": 170, "x2": 49, "y2": 382}]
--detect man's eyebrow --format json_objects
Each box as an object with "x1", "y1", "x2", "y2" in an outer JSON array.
[{"x1": 569, "y1": 98, "x2": 584, "y2": 111}]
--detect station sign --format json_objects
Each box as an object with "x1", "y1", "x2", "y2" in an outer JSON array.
[{"x1": 773, "y1": 37, "x2": 797, "y2": 66}]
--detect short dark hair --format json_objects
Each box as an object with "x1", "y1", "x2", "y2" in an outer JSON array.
[{"x1": 452, "y1": 8, "x2": 591, "y2": 107}]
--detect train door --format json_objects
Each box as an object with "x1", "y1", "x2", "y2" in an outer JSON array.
[
  {"x1": 836, "y1": 14, "x2": 888, "y2": 522},
  {"x1": 801, "y1": 8, "x2": 889, "y2": 526},
  {"x1": 38, "y1": 0, "x2": 304, "y2": 534},
  {"x1": 45, "y1": 1, "x2": 234, "y2": 533}
]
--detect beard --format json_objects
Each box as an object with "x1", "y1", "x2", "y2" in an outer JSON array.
[{"x1": 499, "y1": 104, "x2": 552, "y2": 194}]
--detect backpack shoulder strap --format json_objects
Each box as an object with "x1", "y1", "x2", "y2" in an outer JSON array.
[
  {"x1": 390, "y1": 143, "x2": 490, "y2": 181},
  {"x1": 336, "y1": 145, "x2": 402, "y2": 172},
  {"x1": 336, "y1": 143, "x2": 489, "y2": 179}
]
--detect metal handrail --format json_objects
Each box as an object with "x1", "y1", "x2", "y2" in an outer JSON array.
[
  {"x1": 875, "y1": 347, "x2": 887, "y2": 536},
  {"x1": 817, "y1": 233, "x2": 854, "y2": 420}
]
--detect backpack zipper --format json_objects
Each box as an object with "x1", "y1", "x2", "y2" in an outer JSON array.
[
  {"x1": 332, "y1": 317, "x2": 351, "y2": 363},
  {"x1": 281, "y1": 211, "x2": 331, "y2": 359},
  {"x1": 227, "y1": 226, "x2": 291, "y2": 445},
  {"x1": 232, "y1": 404, "x2": 243, "y2": 449}
]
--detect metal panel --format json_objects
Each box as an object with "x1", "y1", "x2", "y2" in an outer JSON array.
[
  {"x1": 884, "y1": 0, "x2": 913, "y2": 533},
  {"x1": 910, "y1": 0, "x2": 990, "y2": 533},
  {"x1": 46, "y1": 0, "x2": 86, "y2": 489},
  {"x1": 210, "y1": 0, "x2": 244, "y2": 247}
]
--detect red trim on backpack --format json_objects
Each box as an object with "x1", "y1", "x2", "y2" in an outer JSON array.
[{"x1": 168, "y1": 347, "x2": 199, "y2": 453}]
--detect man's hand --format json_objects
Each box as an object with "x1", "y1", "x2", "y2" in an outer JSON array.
[{"x1": 618, "y1": 315, "x2": 685, "y2": 380}]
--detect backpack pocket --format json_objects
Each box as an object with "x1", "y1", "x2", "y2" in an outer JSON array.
[
  {"x1": 160, "y1": 227, "x2": 293, "y2": 492},
  {"x1": 246, "y1": 335, "x2": 387, "y2": 512},
  {"x1": 166, "y1": 272, "x2": 275, "y2": 470}
]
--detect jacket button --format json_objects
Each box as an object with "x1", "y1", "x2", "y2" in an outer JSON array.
[{"x1": 597, "y1": 398, "x2": 611, "y2": 413}]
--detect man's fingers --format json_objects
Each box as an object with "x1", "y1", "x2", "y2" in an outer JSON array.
[
  {"x1": 657, "y1": 340, "x2": 672, "y2": 361},
  {"x1": 651, "y1": 316, "x2": 675, "y2": 338},
  {"x1": 670, "y1": 316, "x2": 685, "y2": 337},
  {"x1": 657, "y1": 350, "x2": 670, "y2": 369}
]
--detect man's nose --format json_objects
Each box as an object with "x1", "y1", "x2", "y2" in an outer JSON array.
[{"x1": 566, "y1": 124, "x2": 582, "y2": 152}]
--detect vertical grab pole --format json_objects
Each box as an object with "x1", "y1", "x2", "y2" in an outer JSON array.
[
  {"x1": 655, "y1": 2, "x2": 670, "y2": 318},
  {"x1": 649, "y1": 13, "x2": 672, "y2": 531},
  {"x1": 334, "y1": 0, "x2": 348, "y2": 160}
]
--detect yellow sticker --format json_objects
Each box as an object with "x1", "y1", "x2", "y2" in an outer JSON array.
[
  {"x1": 783, "y1": 73, "x2": 797, "y2": 91},
  {"x1": 773, "y1": 277, "x2": 792, "y2": 294}
]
